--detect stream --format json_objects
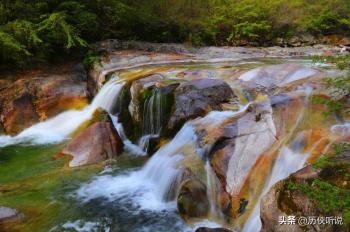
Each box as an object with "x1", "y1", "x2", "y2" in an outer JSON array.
[{"x1": 0, "y1": 58, "x2": 345, "y2": 232}]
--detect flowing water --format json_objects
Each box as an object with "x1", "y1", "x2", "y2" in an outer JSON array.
[
  {"x1": 0, "y1": 78, "x2": 124, "y2": 147},
  {"x1": 0, "y1": 58, "x2": 345, "y2": 232}
]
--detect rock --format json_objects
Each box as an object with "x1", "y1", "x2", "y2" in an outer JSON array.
[
  {"x1": 0, "y1": 62, "x2": 88, "y2": 135},
  {"x1": 210, "y1": 100, "x2": 277, "y2": 197},
  {"x1": 129, "y1": 74, "x2": 165, "y2": 127},
  {"x1": 0, "y1": 206, "x2": 23, "y2": 223},
  {"x1": 169, "y1": 78, "x2": 236, "y2": 130},
  {"x1": 238, "y1": 64, "x2": 323, "y2": 95},
  {"x1": 195, "y1": 227, "x2": 234, "y2": 232},
  {"x1": 177, "y1": 178, "x2": 209, "y2": 220},
  {"x1": 261, "y1": 146, "x2": 350, "y2": 232},
  {"x1": 62, "y1": 121, "x2": 123, "y2": 167},
  {"x1": 2, "y1": 92, "x2": 39, "y2": 135}
]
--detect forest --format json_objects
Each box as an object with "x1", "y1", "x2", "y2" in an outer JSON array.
[{"x1": 1, "y1": 0, "x2": 350, "y2": 67}]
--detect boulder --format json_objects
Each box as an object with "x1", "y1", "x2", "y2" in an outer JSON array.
[
  {"x1": 0, "y1": 62, "x2": 88, "y2": 135},
  {"x1": 62, "y1": 121, "x2": 123, "y2": 167},
  {"x1": 0, "y1": 206, "x2": 23, "y2": 223},
  {"x1": 177, "y1": 178, "x2": 209, "y2": 221},
  {"x1": 169, "y1": 79, "x2": 236, "y2": 130},
  {"x1": 210, "y1": 100, "x2": 277, "y2": 197},
  {"x1": 195, "y1": 227, "x2": 234, "y2": 232}
]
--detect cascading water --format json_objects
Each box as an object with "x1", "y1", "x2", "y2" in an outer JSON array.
[
  {"x1": 205, "y1": 161, "x2": 224, "y2": 219},
  {"x1": 77, "y1": 109, "x2": 247, "y2": 205},
  {"x1": 242, "y1": 133, "x2": 313, "y2": 232},
  {"x1": 110, "y1": 115, "x2": 146, "y2": 156},
  {"x1": 142, "y1": 88, "x2": 164, "y2": 135},
  {"x1": 138, "y1": 88, "x2": 167, "y2": 152},
  {"x1": 0, "y1": 77, "x2": 124, "y2": 147},
  {"x1": 242, "y1": 87, "x2": 314, "y2": 232}
]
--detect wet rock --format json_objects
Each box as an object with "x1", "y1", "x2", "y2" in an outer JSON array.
[
  {"x1": 195, "y1": 227, "x2": 234, "y2": 232},
  {"x1": 210, "y1": 100, "x2": 277, "y2": 196},
  {"x1": 63, "y1": 121, "x2": 123, "y2": 167},
  {"x1": 177, "y1": 178, "x2": 209, "y2": 220},
  {"x1": 238, "y1": 64, "x2": 323, "y2": 95},
  {"x1": 0, "y1": 206, "x2": 23, "y2": 223},
  {"x1": 169, "y1": 78, "x2": 236, "y2": 130},
  {"x1": 129, "y1": 74, "x2": 165, "y2": 126},
  {"x1": 0, "y1": 62, "x2": 88, "y2": 135},
  {"x1": 2, "y1": 92, "x2": 39, "y2": 135},
  {"x1": 261, "y1": 146, "x2": 350, "y2": 232}
]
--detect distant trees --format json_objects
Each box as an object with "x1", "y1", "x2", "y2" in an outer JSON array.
[{"x1": 1, "y1": 0, "x2": 350, "y2": 67}]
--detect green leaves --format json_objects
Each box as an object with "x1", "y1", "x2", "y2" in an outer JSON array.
[
  {"x1": 0, "y1": 30, "x2": 31, "y2": 62},
  {"x1": 37, "y1": 12, "x2": 88, "y2": 49}
]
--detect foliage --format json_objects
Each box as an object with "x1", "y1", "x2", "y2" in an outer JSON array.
[
  {"x1": 313, "y1": 143, "x2": 350, "y2": 169},
  {"x1": 286, "y1": 142, "x2": 350, "y2": 224},
  {"x1": 83, "y1": 51, "x2": 100, "y2": 69},
  {"x1": 1, "y1": 0, "x2": 350, "y2": 66},
  {"x1": 287, "y1": 179, "x2": 350, "y2": 218},
  {"x1": 311, "y1": 55, "x2": 349, "y2": 117}
]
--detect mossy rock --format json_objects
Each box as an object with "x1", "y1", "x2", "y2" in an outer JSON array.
[
  {"x1": 70, "y1": 107, "x2": 109, "y2": 138},
  {"x1": 177, "y1": 178, "x2": 209, "y2": 221}
]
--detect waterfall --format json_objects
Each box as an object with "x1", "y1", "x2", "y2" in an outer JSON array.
[
  {"x1": 142, "y1": 88, "x2": 164, "y2": 135},
  {"x1": 205, "y1": 161, "x2": 223, "y2": 219},
  {"x1": 77, "y1": 110, "x2": 248, "y2": 211},
  {"x1": 0, "y1": 78, "x2": 124, "y2": 147},
  {"x1": 242, "y1": 132, "x2": 313, "y2": 232},
  {"x1": 242, "y1": 87, "x2": 314, "y2": 232},
  {"x1": 138, "y1": 88, "x2": 167, "y2": 152},
  {"x1": 110, "y1": 115, "x2": 146, "y2": 156}
]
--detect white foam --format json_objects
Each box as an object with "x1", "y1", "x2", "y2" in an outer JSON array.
[
  {"x1": 50, "y1": 219, "x2": 110, "y2": 232},
  {"x1": 331, "y1": 123, "x2": 350, "y2": 137},
  {"x1": 0, "y1": 78, "x2": 124, "y2": 147}
]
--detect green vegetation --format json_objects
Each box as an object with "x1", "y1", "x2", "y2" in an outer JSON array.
[
  {"x1": 286, "y1": 143, "x2": 350, "y2": 224},
  {"x1": 311, "y1": 54, "x2": 350, "y2": 118},
  {"x1": 287, "y1": 179, "x2": 350, "y2": 223},
  {"x1": 1, "y1": 0, "x2": 350, "y2": 67},
  {"x1": 313, "y1": 143, "x2": 350, "y2": 170}
]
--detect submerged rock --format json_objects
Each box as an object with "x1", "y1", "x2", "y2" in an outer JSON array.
[
  {"x1": 63, "y1": 121, "x2": 123, "y2": 167},
  {"x1": 169, "y1": 78, "x2": 237, "y2": 130},
  {"x1": 0, "y1": 206, "x2": 23, "y2": 223},
  {"x1": 177, "y1": 178, "x2": 209, "y2": 221}
]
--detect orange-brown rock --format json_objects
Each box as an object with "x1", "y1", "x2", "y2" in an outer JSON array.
[
  {"x1": 62, "y1": 121, "x2": 123, "y2": 167},
  {"x1": 0, "y1": 63, "x2": 88, "y2": 135}
]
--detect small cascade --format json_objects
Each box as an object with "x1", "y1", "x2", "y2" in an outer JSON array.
[
  {"x1": 110, "y1": 115, "x2": 146, "y2": 156},
  {"x1": 142, "y1": 88, "x2": 165, "y2": 135},
  {"x1": 242, "y1": 132, "x2": 312, "y2": 232},
  {"x1": 77, "y1": 110, "x2": 247, "y2": 211},
  {"x1": 139, "y1": 88, "x2": 169, "y2": 152},
  {"x1": 205, "y1": 161, "x2": 223, "y2": 219},
  {"x1": 0, "y1": 77, "x2": 124, "y2": 147},
  {"x1": 242, "y1": 87, "x2": 314, "y2": 232},
  {"x1": 141, "y1": 123, "x2": 197, "y2": 201}
]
